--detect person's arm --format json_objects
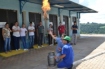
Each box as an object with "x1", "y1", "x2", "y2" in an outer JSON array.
[
  {"x1": 12, "y1": 26, "x2": 18, "y2": 32},
  {"x1": 59, "y1": 54, "x2": 66, "y2": 60},
  {"x1": 48, "y1": 31, "x2": 57, "y2": 39},
  {"x1": 2, "y1": 28, "x2": 5, "y2": 40},
  {"x1": 8, "y1": 28, "x2": 12, "y2": 32}
]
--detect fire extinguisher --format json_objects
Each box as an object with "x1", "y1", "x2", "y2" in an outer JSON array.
[{"x1": 47, "y1": 52, "x2": 56, "y2": 66}]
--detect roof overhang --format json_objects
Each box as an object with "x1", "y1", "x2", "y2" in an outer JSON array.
[{"x1": 21, "y1": 0, "x2": 98, "y2": 13}]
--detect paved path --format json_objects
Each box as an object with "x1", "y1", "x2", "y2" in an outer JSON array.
[{"x1": 0, "y1": 35, "x2": 105, "y2": 69}]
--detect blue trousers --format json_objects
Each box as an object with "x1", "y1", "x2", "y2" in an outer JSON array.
[
  {"x1": 29, "y1": 35, "x2": 34, "y2": 48},
  {"x1": 13, "y1": 36, "x2": 20, "y2": 50},
  {"x1": 21, "y1": 36, "x2": 27, "y2": 49},
  {"x1": 4, "y1": 38, "x2": 11, "y2": 52},
  {"x1": 57, "y1": 61, "x2": 72, "y2": 69}
]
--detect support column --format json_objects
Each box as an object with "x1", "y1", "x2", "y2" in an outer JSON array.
[
  {"x1": 77, "y1": 12, "x2": 80, "y2": 38},
  {"x1": 69, "y1": 11, "x2": 72, "y2": 36}
]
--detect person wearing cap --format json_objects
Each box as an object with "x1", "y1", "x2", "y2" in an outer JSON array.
[{"x1": 57, "y1": 36, "x2": 74, "y2": 69}]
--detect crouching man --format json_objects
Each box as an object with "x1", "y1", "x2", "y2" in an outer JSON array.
[{"x1": 56, "y1": 36, "x2": 74, "y2": 69}]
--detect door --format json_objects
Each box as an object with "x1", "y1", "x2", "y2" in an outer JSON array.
[
  {"x1": 63, "y1": 16, "x2": 69, "y2": 35},
  {"x1": 29, "y1": 12, "x2": 41, "y2": 44},
  {"x1": 49, "y1": 14, "x2": 58, "y2": 35},
  {"x1": 0, "y1": 9, "x2": 17, "y2": 52}
]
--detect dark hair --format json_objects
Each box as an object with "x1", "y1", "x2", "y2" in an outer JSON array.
[
  {"x1": 5, "y1": 23, "x2": 9, "y2": 26},
  {"x1": 74, "y1": 21, "x2": 76, "y2": 23},
  {"x1": 30, "y1": 22, "x2": 32, "y2": 24}
]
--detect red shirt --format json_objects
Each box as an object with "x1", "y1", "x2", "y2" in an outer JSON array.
[{"x1": 58, "y1": 25, "x2": 65, "y2": 34}]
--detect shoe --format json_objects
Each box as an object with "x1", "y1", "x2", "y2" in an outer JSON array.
[
  {"x1": 41, "y1": 45, "x2": 44, "y2": 47},
  {"x1": 74, "y1": 43, "x2": 76, "y2": 45},
  {"x1": 70, "y1": 43, "x2": 73, "y2": 45},
  {"x1": 24, "y1": 49, "x2": 27, "y2": 51},
  {"x1": 38, "y1": 46, "x2": 41, "y2": 48},
  {"x1": 18, "y1": 49, "x2": 21, "y2": 50},
  {"x1": 16, "y1": 49, "x2": 18, "y2": 51}
]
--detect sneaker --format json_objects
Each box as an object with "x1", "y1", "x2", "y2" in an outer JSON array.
[
  {"x1": 18, "y1": 49, "x2": 21, "y2": 50},
  {"x1": 16, "y1": 49, "x2": 18, "y2": 51},
  {"x1": 41, "y1": 45, "x2": 44, "y2": 47},
  {"x1": 38, "y1": 46, "x2": 41, "y2": 48},
  {"x1": 24, "y1": 49, "x2": 27, "y2": 51}
]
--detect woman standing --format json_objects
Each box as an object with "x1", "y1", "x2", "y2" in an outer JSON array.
[
  {"x1": 12, "y1": 22, "x2": 20, "y2": 51},
  {"x1": 20, "y1": 24, "x2": 28, "y2": 51},
  {"x1": 2, "y1": 23, "x2": 11, "y2": 53},
  {"x1": 48, "y1": 23, "x2": 53, "y2": 46}
]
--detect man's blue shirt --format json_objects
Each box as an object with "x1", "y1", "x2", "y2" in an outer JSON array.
[
  {"x1": 55, "y1": 37, "x2": 64, "y2": 53},
  {"x1": 61, "y1": 44, "x2": 74, "y2": 67}
]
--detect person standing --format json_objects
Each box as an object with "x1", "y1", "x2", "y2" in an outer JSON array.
[
  {"x1": 12, "y1": 22, "x2": 20, "y2": 51},
  {"x1": 20, "y1": 23, "x2": 28, "y2": 51},
  {"x1": 48, "y1": 24, "x2": 53, "y2": 46},
  {"x1": 58, "y1": 22, "x2": 65, "y2": 37},
  {"x1": 37, "y1": 22, "x2": 44, "y2": 48},
  {"x1": 57, "y1": 36, "x2": 74, "y2": 69},
  {"x1": 2, "y1": 23, "x2": 11, "y2": 53},
  {"x1": 28, "y1": 22, "x2": 35, "y2": 48},
  {"x1": 71, "y1": 21, "x2": 78, "y2": 45}
]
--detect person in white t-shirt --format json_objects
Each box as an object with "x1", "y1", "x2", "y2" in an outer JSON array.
[
  {"x1": 20, "y1": 23, "x2": 28, "y2": 51},
  {"x1": 12, "y1": 22, "x2": 20, "y2": 50},
  {"x1": 28, "y1": 22, "x2": 35, "y2": 48}
]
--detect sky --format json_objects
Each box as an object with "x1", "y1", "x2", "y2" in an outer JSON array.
[{"x1": 79, "y1": 0, "x2": 105, "y2": 23}]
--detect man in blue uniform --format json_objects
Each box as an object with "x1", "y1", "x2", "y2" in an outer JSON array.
[
  {"x1": 57, "y1": 36, "x2": 74, "y2": 69},
  {"x1": 48, "y1": 31, "x2": 66, "y2": 62}
]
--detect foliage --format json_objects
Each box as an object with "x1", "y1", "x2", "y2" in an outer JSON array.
[{"x1": 80, "y1": 23, "x2": 105, "y2": 34}]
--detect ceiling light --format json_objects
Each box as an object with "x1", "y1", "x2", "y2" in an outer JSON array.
[{"x1": 53, "y1": 4, "x2": 64, "y2": 8}]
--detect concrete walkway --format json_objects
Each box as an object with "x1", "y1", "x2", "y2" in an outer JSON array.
[
  {"x1": 74, "y1": 35, "x2": 105, "y2": 69},
  {"x1": 0, "y1": 34, "x2": 105, "y2": 69}
]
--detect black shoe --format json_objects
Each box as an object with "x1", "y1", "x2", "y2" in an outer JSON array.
[
  {"x1": 74, "y1": 43, "x2": 76, "y2": 45},
  {"x1": 70, "y1": 43, "x2": 73, "y2": 45}
]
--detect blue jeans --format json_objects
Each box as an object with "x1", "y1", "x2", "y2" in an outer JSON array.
[
  {"x1": 29, "y1": 35, "x2": 34, "y2": 48},
  {"x1": 13, "y1": 36, "x2": 20, "y2": 50},
  {"x1": 4, "y1": 38, "x2": 11, "y2": 52},
  {"x1": 21, "y1": 36, "x2": 27, "y2": 49},
  {"x1": 57, "y1": 61, "x2": 72, "y2": 69},
  {"x1": 55, "y1": 52, "x2": 61, "y2": 62}
]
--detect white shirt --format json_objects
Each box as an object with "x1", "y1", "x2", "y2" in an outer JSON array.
[
  {"x1": 20, "y1": 28, "x2": 27, "y2": 36},
  {"x1": 28, "y1": 26, "x2": 35, "y2": 36},
  {"x1": 12, "y1": 26, "x2": 20, "y2": 37}
]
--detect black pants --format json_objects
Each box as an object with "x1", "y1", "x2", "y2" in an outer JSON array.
[
  {"x1": 38, "y1": 33, "x2": 43, "y2": 46},
  {"x1": 48, "y1": 34, "x2": 52, "y2": 45},
  {"x1": 68, "y1": 64, "x2": 73, "y2": 69}
]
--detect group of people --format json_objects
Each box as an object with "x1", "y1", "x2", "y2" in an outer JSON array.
[
  {"x1": 58, "y1": 21, "x2": 78, "y2": 45},
  {"x1": 2, "y1": 21, "x2": 78, "y2": 69},
  {"x1": 2, "y1": 21, "x2": 44, "y2": 53}
]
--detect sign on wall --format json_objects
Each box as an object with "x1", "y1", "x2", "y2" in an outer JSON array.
[{"x1": 0, "y1": 22, "x2": 6, "y2": 28}]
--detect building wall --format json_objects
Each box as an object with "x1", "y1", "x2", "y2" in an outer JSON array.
[{"x1": 0, "y1": 0, "x2": 79, "y2": 36}]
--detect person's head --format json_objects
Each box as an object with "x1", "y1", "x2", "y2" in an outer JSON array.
[
  {"x1": 59, "y1": 22, "x2": 62, "y2": 26},
  {"x1": 22, "y1": 23, "x2": 26, "y2": 28},
  {"x1": 49, "y1": 24, "x2": 53, "y2": 28},
  {"x1": 74, "y1": 21, "x2": 77, "y2": 25},
  {"x1": 39, "y1": 22, "x2": 42, "y2": 25},
  {"x1": 62, "y1": 36, "x2": 71, "y2": 44},
  {"x1": 15, "y1": 22, "x2": 18, "y2": 26},
  {"x1": 5, "y1": 23, "x2": 9, "y2": 28},
  {"x1": 30, "y1": 22, "x2": 32, "y2": 26}
]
